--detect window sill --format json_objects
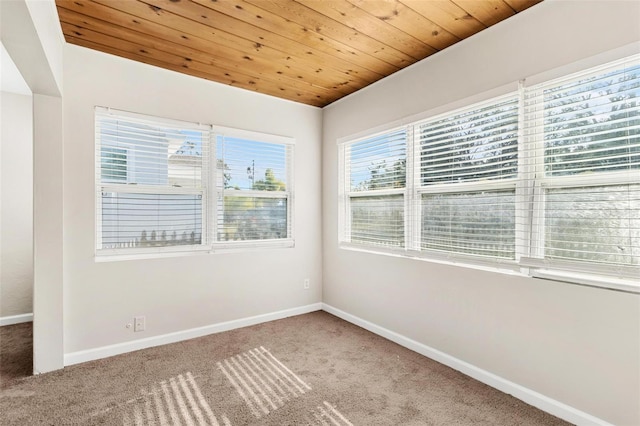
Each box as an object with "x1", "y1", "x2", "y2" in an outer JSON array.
[
  {"x1": 339, "y1": 242, "x2": 525, "y2": 277},
  {"x1": 95, "y1": 239, "x2": 295, "y2": 262},
  {"x1": 339, "y1": 243, "x2": 639, "y2": 294},
  {"x1": 95, "y1": 248, "x2": 211, "y2": 263},
  {"x1": 531, "y1": 270, "x2": 639, "y2": 294}
]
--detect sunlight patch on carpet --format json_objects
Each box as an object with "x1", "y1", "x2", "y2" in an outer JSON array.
[
  {"x1": 122, "y1": 371, "x2": 229, "y2": 426},
  {"x1": 307, "y1": 401, "x2": 354, "y2": 426},
  {"x1": 217, "y1": 346, "x2": 312, "y2": 419}
]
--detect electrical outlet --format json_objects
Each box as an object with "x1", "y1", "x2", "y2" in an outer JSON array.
[
  {"x1": 134, "y1": 316, "x2": 145, "y2": 332},
  {"x1": 304, "y1": 278, "x2": 310, "y2": 289}
]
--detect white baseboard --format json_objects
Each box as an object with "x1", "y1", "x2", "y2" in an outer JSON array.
[
  {"x1": 65, "y1": 303, "x2": 322, "y2": 366},
  {"x1": 321, "y1": 303, "x2": 611, "y2": 426},
  {"x1": 0, "y1": 313, "x2": 33, "y2": 326}
]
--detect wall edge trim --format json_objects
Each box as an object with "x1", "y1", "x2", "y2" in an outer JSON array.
[
  {"x1": 64, "y1": 303, "x2": 322, "y2": 366},
  {"x1": 321, "y1": 303, "x2": 612, "y2": 426},
  {"x1": 0, "y1": 313, "x2": 33, "y2": 326}
]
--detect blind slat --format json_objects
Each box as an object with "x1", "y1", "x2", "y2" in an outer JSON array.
[{"x1": 418, "y1": 95, "x2": 519, "y2": 185}]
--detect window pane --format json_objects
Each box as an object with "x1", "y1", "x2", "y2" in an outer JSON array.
[
  {"x1": 216, "y1": 135, "x2": 292, "y2": 242},
  {"x1": 350, "y1": 195, "x2": 404, "y2": 247},
  {"x1": 100, "y1": 192, "x2": 203, "y2": 249},
  {"x1": 545, "y1": 185, "x2": 639, "y2": 266},
  {"x1": 169, "y1": 131, "x2": 206, "y2": 188},
  {"x1": 421, "y1": 190, "x2": 515, "y2": 259},
  {"x1": 542, "y1": 63, "x2": 640, "y2": 176},
  {"x1": 219, "y1": 196, "x2": 288, "y2": 241},
  {"x1": 419, "y1": 96, "x2": 519, "y2": 185},
  {"x1": 217, "y1": 136, "x2": 288, "y2": 191},
  {"x1": 99, "y1": 118, "x2": 206, "y2": 188},
  {"x1": 348, "y1": 129, "x2": 406, "y2": 191}
]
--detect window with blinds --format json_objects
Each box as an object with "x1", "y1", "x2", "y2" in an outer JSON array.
[
  {"x1": 417, "y1": 95, "x2": 519, "y2": 259},
  {"x1": 338, "y1": 53, "x2": 639, "y2": 289},
  {"x1": 523, "y1": 56, "x2": 639, "y2": 278},
  {"x1": 96, "y1": 108, "x2": 209, "y2": 253},
  {"x1": 95, "y1": 109, "x2": 295, "y2": 256},
  {"x1": 342, "y1": 128, "x2": 406, "y2": 248},
  {"x1": 216, "y1": 133, "x2": 293, "y2": 244}
]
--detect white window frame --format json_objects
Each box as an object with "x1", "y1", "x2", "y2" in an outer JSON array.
[
  {"x1": 213, "y1": 126, "x2": 295, "y2": 251},
  {"x1": 95, "y1": 108, "x2": 295, "y2": 259},
  {"x1": 520, "y1": 56, "x2": 640, "y2": 286},
  {"x1": 412, "y1": 92, "x2": 521, "y2": 268},
  {"x1": 338, "y1": 54, "x2": 640, "y2": 292},
  {"x1": 339, "y1": 126, "x2": 408, "y2": 253},
  {"x1": 339, "y1": 93, "x2": 524, "y2": 273},
  {"x1": 95, "y1": 107, "x2": 211, "y2": 257}
]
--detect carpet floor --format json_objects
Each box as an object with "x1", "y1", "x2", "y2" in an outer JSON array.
[{"x1": 0, "y1": 312, "x2": 570, "y2": 425}]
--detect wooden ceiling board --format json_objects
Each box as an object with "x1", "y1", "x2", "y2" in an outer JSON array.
[
  {"x1": 58, "y1": 9, "x2": 343, "y2": 102},
  {"x1": 56, "y1": 0, "x2": 544, "y2": 107},
  {"x1": 64, "y1": 34, "x2": 314, "y2": 102},
  {"x1": 62, "y1": 21, "x2": 335, "y2": 106},
  {"x1": 503, "y1": 0, "x2": 541, "y2": 13},
  {"x1": 132, "y1": 0, "x2": 380, "y2": 86},
  {"x1": 90, "y1": 0, "x2": 377, "y2": 95},
  {"x1": 346, "y1": 0, "x2": 460, "y2": 51},
  {"x1": 189, "y1": 0, "x2": 393, "y2": 78},
  {"x1": 244, "y1": 0, "x2": 412, "y2": 69},
  {"x1": 59, "y1": 2, "x2": 343, "y2": 104},
  {"x1": 398, "y1": 0, "x2": 486, "y2": 39},
  {"x1": 452, "y1": 0, "x2": 515, "y2": 27},
  {"x1": 294, "y1": 0, "x2": 437, "y2": 60}
]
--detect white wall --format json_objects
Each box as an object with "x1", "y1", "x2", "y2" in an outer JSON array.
[
  {"x1": 33, "y1": 93, "x2": 64, "y2": 373},
  {"x1": 24, "y1": 0, "x2": 64, "y2": 93},
  {"x1": 3, "y1": 0, "x2": 65, "y2": 373},
  {"x1": 63, "y1": 44, "x2": 323, "y2": 354},
  {"x1": 322, "y1": 1, "x2": 640, "y2": 425},
  {"x1": 0, "y1": 0, "x2": 62, "y2": 98},
  {"x1": 0, "y1": 91, "x2": 33, "y2": 318}
]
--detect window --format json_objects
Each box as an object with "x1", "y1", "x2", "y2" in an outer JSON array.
[
  {"x1": 216, "y1": 131, "x2": 293, "y2": 245},
  {"x1": 523, "y1": 56, "x2": 639, "y2": 279},
  {"x1": 417, "y1": 94, "x2": 519, "y2": 260},
  {"x1": 340, "y1": 128, "x2": 406, "y2": 248},
  {"x1": 96, "y1": 108, "x2": 209, "y2": 253},
  {"x1": 95, "y1": 108, "x2": 294, "y2": 256},
  {"x1": 339, "y1": 54, "x2": 639, "y2": 289}
]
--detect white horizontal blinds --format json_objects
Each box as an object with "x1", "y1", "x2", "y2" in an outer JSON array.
[
  {"x1": 348, "y1": 129, "x2": 407, "y2": 191},
  {"x1": 525, "y1": 56, "x2": 640, "y2": 271},
  {"x1": 97, "y1": 110, "x2": 209, "y2": 188},
  {"x1": 543, "y1": 185, "x2": 638, "y2": 266},
  {"x1": 534, "y1": 60, "x2": 640, "y2": 176},
  {"x1": 346, "y1": 128, "x2": 406, "y2": 247},
  {"x1": 418, "y1": 95, "x2": 519, "y2": 184},
  {"x1": 95, "y1": 107, "x2": 209, "y2": 251},
  {"x1": 216, "y1": 135, "x2": 292, "y2": 242},
  {"x1": 100, "y1": 193, "x2": 203, "y2": 248},
  {"x1": 421, "y1": 190, "x2": 516, "y2": 259},
  {"x1": 350, "y1": 195, "x2": 405, "y2": 247},
  {"x1": 417, "y1": 94, "x2": 519, "y2": 259},
  {"x1": 101, "y1": 147, "x2": 127, "y2": 183}
]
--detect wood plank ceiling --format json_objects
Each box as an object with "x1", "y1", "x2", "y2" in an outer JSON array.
[{"x1": 56, "y1": 0, "x2": 543, "y2": 107}]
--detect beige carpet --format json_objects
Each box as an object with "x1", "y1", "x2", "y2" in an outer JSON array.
[{"x1": 0, "y1": 312, "x2": 570, "y2": 425}]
